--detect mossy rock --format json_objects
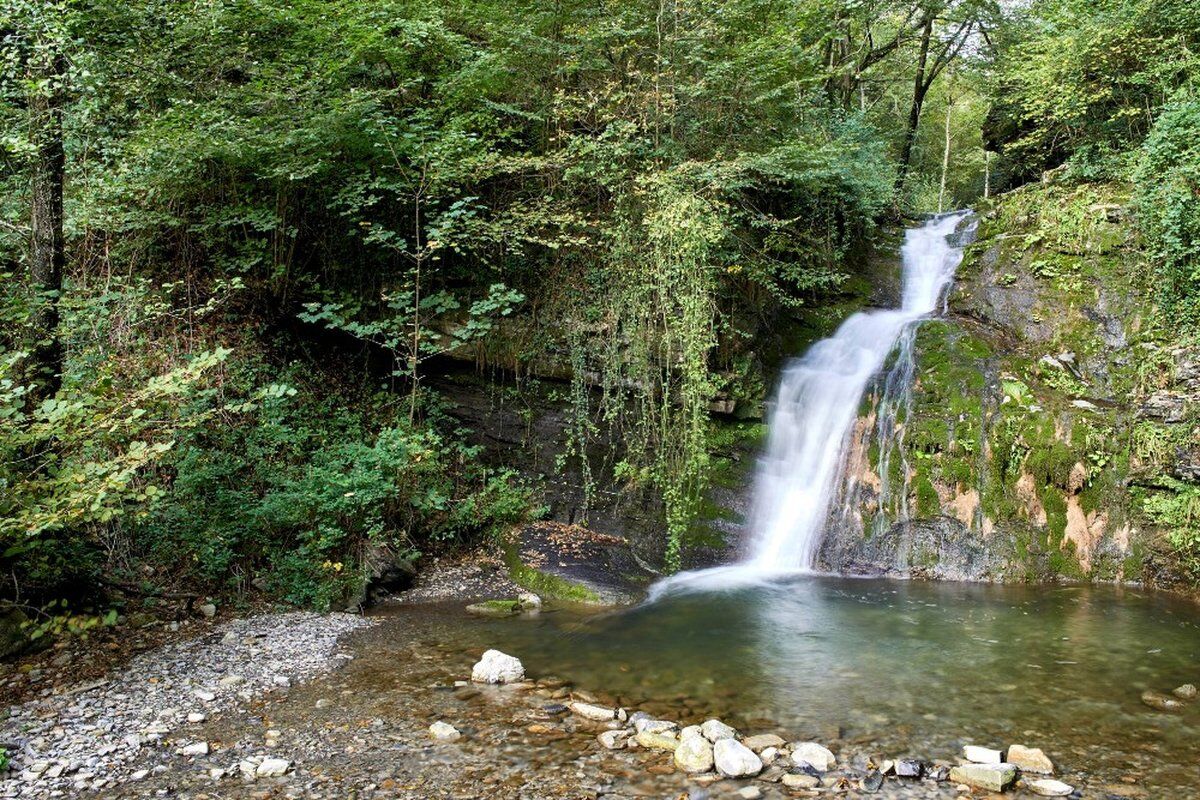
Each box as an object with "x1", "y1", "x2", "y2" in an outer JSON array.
[{"x1": 465, "y1": 599, "x2": 523, "y2": 617}]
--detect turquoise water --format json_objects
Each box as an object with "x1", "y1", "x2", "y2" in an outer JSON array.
[{"x1": 376, "y1": 577, "x2": 1200, "y2": 792}]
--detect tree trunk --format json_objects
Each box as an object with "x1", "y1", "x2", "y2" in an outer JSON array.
[
  {"x1": 938, "y1": 90, "x2": 954, "y2": 213},
  {"x1": 895, "y1": 16, "x2": 933, "y2": 195},
  {"x1": 28, "y1": 52, "x2": 66, "y2": 401}
]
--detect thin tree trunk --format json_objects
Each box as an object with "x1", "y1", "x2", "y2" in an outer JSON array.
[
  {"x1": 984, "y1": 150, "x2": 992, "y2": 199},
  {"x1": 895, "y1": 16, "x2": 933, "y2": 195},
  {"x1": 938, "y1": 91, "x2": 954, "y2": 213},
  {"x1": 29, "y1": 52, "x2": 66, "y2": 401}
]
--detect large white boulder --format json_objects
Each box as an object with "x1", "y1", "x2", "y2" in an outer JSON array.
[
  {"x1": 470, "y1": 649, "x2": 525, "y2": 684},
  {"x1": 674, "y1": 735, "x2": 715, "y2": 773},
  {"x1": 714, "y1": 738, "x2": 763, "y2": 778}
]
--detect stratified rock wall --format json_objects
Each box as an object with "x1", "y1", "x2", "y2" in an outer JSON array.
[{"x1": 821, "y1": 182, "x2": 1197, "y2": 590}]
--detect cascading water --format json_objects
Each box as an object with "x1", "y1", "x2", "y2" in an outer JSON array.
[
  {"x1": 746, "y1": 211, "x2": 973, "y2": 570},
  {"x1": 650, "y1": 211, "x2": 971, "y2": 596}
]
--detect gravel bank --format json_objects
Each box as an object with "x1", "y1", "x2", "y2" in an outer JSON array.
[{"x1": 0, "y1": 612, "x2": 372, "y2": 798}]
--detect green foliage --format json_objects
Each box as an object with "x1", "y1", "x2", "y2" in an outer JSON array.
[
  {"x1": 1139, "y1": 478, "x2": 1200, "y2": 582},
  {"x1": 1134, "y1": 97, "x2": 1200, "y2": 326}
]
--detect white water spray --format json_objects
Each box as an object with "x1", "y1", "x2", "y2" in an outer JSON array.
[{"x1": 649, "y1": 212, "x2": 970, "y2": 597}]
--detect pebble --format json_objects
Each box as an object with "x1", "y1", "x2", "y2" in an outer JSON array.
[
  {"x1": 742, "y1": 733, "x2": 785, "y2": 752},
  {"x1": 1173, "y1": 683, "x2": 1197, "y2": 699},
  {"x1": 1008, "y1": 743, "x2": 1054, "y2": 774},
  {"x1": 428, "y1": 721, "x2": 461, "y2": 742},
  {"x1": 1028, "y1": 778, "x2": 1075, "y2": 796},
  {"x1": 713, "y1": 738, "x2": 762, "y2": 778},
  {"x1": 255, "y1": 757, "x2": 291, "y2": 777},
  {"x1": 949, "y1": 763, "x2": 1017, "y2": 792},
  {"x1": 187, "y1": 712, "x2": 207, "y2": 724},
  {"x1": 791, "y1": 741, "x2": 837, "y2": 771},
  {"x1": 782, "y1": 772, "x2": 821, "y2": 789},
  {"x1": 180, "y1": 742, "x2": 209, "y2": 756},
  {"x1": 673, "y1": 734, "x2": 714, "y2": 773},
  {"x1": 597, "y1": 730, "x2": 628, "y2": 750},
  {"x1": 570, "y1": 701, "x2": 617, "y2": 721},
  {"x1": 736, "y1": 787, "x2": 761, "y2": 800},
  {"x1": 1140, "y1": 689, "x2": 1184, "y2": 712},
  {"x1": 962, "y1": 744, "x2": 1004, "y2": 764},
  {"x1": 700, "y1": 718, "x2": 737, "y2": 742}
]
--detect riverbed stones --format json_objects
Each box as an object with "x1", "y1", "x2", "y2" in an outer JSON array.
[
  {"x1": 1140, "y1": 689, "x2": 1185, "y2": 711},
  {"x1": 470, "y1": 649, "x2": 525, "y2": 684},
  {"x1": 742, "y1": 733, "x2": 785, "y2": 752},
  {"x1": 963, "y1": 744, "x2": 1004, "y2": 764},
  {"x1": 517, "y1": 591, "x2": 542, "y2": 610},
  {"x1": 948, "y1": 763, "x2": 1017, "y2": 792},
  {"x1": 894, "y1": 758, "x2": 923, "y2": 778},
  {"x1": 714, "y1": 738, "x2": 763, "y2": 778},
  {"x1": 674, "y1": 734, "x2": 715, "y2": 773},
  {"x1": 701, "y1": 718, "x2": 737, "y2": 742},
  {"x1": 635, "y1": 728, "x2": 679, "y2": 751},
  {"x1": 790, "y1": 742, "x2": 836, "y2": 771},
  {"x1": 1173, "y1": 683, "x2": 1197, "y2": 699},
  {"x1": 428, "y1": 721, "x2": 461, "y2": 742},
  {"x1": 1027, "y1": 778, "x2": 1074, "y2": 796},
  {"x1": 570, "y1": 701, "x2": 617, "y2": 721},
  {"x1": 634, "y1": 718, "x2": 677, "y2": 735},
  {"x1": 256, "y1": 757, "x2": 291, "y2": 777},
  {"x1": 1007, "y1": 744, "x2": 1054, "y2": 774},
  {"x1": 782, "y1": 772, "x2": 821, "y2": 789},
  {"x1": 598, "y1": 730, "x2": 628, "y2": 749}
]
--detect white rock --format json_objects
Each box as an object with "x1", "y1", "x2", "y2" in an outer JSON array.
[
  {"x1": 194, "y1": 689, "x2": 216, "y2": 702},
  {"x1": 218, "y1": 674, "x2": 244, "y2": 687},
  {"x1": 680, "y1": 724, "x2": 703, "y2": 741},
  {"x1": 634, "y1": 718, "x2": 678, "y2": 735},
  {"x1": 597, "y1": 730, "x2": 628, "y2": 749},
  {"x1": 963, "y1": 745, "x2": 1004, "y2": 764},
  {"x1": 199, "y1": 603, "x2": 217, "y2": 618},
  {"x1": 1028, "y1": 778, "x2": 1075, "y2": 797},
  {"x1": 187, "y1": 712, "x2": 207, "y2": 724},
  {"x1": 131, "y1": 770, "x2": 150, "y2": 781},
  {"x1": 428, "y1": 721, "x2": 461, "y2": 742},
  {"x1": 782, "y1": 773, "x2": 821, "y2": 789},
  {"x1": 570, "y1": 701, "x2": 616, "y2": 721},
  {"x1": 760, "y1": 746, "x2": 779, "y2": 764},
  {"x1": 674, "y1": 735, "x2": 715, "y2": 773},
  {"x1": 701, "y1": 718, "x2": 738, "y2": 742},
  {"x1": 791, "y1": 742, "x2": 837, "y2": 771},
  {"x1": 736, "y1": 788, "x2": 762, "y2": 800},
  {"x1": 181, "y1": 742, "x2": 209, "y2": 756},
  {"x1": 517, "y1": 591, "x2": 542, "y2": 610},
  {"x1": 714, "y1": 738, "x2": 763, "y2": 778},
  {"x1": 470, "y1": 649, "x2": 525, "y2": 684},
  {"x1": 256, "y1": 757, "x2": 290, "y2": 777}
]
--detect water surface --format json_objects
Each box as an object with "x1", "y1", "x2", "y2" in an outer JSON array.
[{"x1": 375, "y1": 577, "x2": 1200, "y2": 793}]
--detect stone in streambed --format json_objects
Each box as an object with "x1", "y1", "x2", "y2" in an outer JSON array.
[
  {"x1": 471, "y1": 649, "x2": 524, "y2": 684},
  {"x1": 570, "y1": 701, "x2": 617, "y2": 721},
  {"x1": 1173, "y1": 683, "x2": 1197, "y2": 699},
  {"x1": 1027, "y1": 778, "x2": 1075, "y2": 797},
  {"x1": 674, "y1": 735, "x2": 715, "y2": 773},
  {"x1": 782, "y1": 772, "x2": 821, "y2": 789},
  {"x1": 598, "y1": 729, "x2": 628, "y2": 749},
  {"x1": 790, "y1": 742, "x2": 836, "y2": 771},
  {"x1": 714, "y1": 738, "x2": 762, "y2": 778},
  {"x1": 256, "y1": 758, "x2": 291, "y2": 778},
  {"x1": 634, "y1": 718, "x2": 678, "y2": 735},
  {"x1": 894, "y1": 758, "x2": 923, "y2": 778},
  {"x1": 636, "y1": 728, "x2": 679, "y2": 751},
  {"x1": 736, "y1": 787, "x2": 761, "y2": 800},
  {"x1": 861, "y1": 771, "x2": 884, "y2": 792},
  {"x1": 428, "y1": 721, "x2": 461, "y2": 742},
  {"x1": 701, "y1": 718, "x2": 737, "y2": 742},
  {"x1": 1140, "y1": 689, "x2": 1184, "y2": 711},
  {"x1": 465, "y1": 600, "x2": 520, "y2": 617},
  {"x1": 1007, "y1": 744, "x2": 1054, "y2": 774},
  {"x1": 962, "y1": 744, "x2": 1004, "y2": 764},
  {"x1": 742, "y1": 733, "x2": 785, "y2": 752},
  {"x1": 948, "y1": 763, "x2": 1017, "y2": 792}
]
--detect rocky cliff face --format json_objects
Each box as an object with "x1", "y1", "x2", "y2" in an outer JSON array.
[{"x1": 821, "y1": 181, "x2": 1198, "y2": 591}]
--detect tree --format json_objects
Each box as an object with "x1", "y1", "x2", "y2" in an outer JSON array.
[{"x1": 2, "y1": 0, "x2": 71, "y2": 401}]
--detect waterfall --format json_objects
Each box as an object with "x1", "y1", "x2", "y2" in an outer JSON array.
[
  {"x1": 648, "y1": 212, "x2": 971, "y2": 598},
  {"x1": 745, "y1": 211, "x2": 972, "y2": 570}
]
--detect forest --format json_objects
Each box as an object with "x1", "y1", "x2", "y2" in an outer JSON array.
[{"x1": 2, "y1": 0, "x2": 1198, "y2": 618}]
